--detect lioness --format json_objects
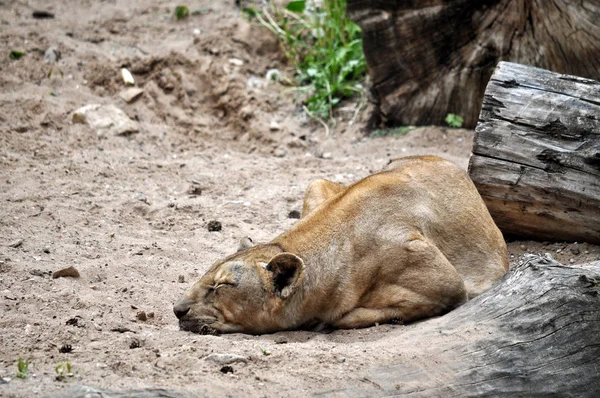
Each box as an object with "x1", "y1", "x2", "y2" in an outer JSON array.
[{"x1": 174, "y1": 155, "x2": 508, "y2": 334}]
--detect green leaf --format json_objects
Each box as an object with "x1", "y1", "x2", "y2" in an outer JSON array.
[
  {"x1": 286, "y1": 0, "x2": 306, "y2": 13},
  {"x1": 445, "y1": 113, "x2": 464, "y2": 128},
  {"x1": 242, "y1": 7, "x2": 259, "y2": 18},
  {"x1": 174, "y1": 5, "x2": 189, "y2": 20},
  {"x1": 10, "y1": 50, "x2": 25, "y2": 60}
]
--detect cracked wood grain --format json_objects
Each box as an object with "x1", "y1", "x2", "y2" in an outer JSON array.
[{"x1": 468, "y1": 62, "x2": 600, "y2": 244}]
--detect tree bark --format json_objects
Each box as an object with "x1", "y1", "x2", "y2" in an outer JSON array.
[
  {"x1": 329, "y1": 254, "x2": 600, "y2": 397},
  {"x1": 346, "y1": 0, "x2": 600, "y2": 128},
  {"x1": 468, "y1": 61, "x2": 600, "y2": 244}
]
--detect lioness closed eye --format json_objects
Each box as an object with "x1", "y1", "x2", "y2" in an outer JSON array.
[{"x1": 174, "y1": 155, "x2": 508, "y2": 334}]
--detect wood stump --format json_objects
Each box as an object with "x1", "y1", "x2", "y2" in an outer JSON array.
[
  {"x1": 468, "y1": 62, "x2": 600, "y2": 244},
  {"x1": 346, "y1": 0, "x2": 600, "y2": 128}
]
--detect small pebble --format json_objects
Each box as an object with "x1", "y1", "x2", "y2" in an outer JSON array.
[
  {"x1": 556, "y1": 249, "x2": 562, "y2": 253},
  {"x1": 207, "y1": 221, "x2": 222, "y2": 232},
  {"x1": 52, "y1": 266, "x2": 80, "y2": 279},
  {"x1": 136, "y1": 311, "x2": 147, "y2": 321},
  {"x1": 585, "y1": 250, "x2": 590, "y2": 254},
  {"x1": 569, "y1": 259, "x2": 575, "y2": 264},
  {"x1": 274, "y1": 336, "x2": 288, "y2": 344},
  {"x1": 570, "y1": 247, "x2": 580, "y2": 255},
  {"x1": 519, "y1": 244, "x2": 526, "y2": 250},
  {"x1": 42, "y1": 246, "x2": 51, "y2": 254},
  {"x1": 321, "y1": 152, "x2": 332, "y2": 159},
  {"x1": 8, "y1": 239, "x2": 23, "y2": 248},
  {"x1": 178, "y1": 275, "x2": 185, "y2": 283},
  {"x1": 147, "y1": 312, "x2": 155, "y2": 318},
  {"x1": 220, "y1": 365, "x2": 234, "y2": 374},
  {"x1": 337, "y1": 356, "x2": 346, "y2": 363},
  {"x1": 273, "y1": 147, "x2": 287, "y2": 158},
  {"x1": 270, "y1": 121, "x2": 281, "y2": 131},
  {"x1": 44, "y1": 47, "x2": 61, "y2": 64},
  {"x1": 288, "y1": 210, "x2": 301, "y2": 219}
]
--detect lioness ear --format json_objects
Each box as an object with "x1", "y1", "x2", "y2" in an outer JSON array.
[
  {"x1": 237, "y1": 237, "x2": 254, "y2": 252},
  {"x1": 266, "y1": 253, "x2": 305, "y2": 299}
]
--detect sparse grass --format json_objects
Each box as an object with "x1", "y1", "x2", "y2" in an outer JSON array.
[
  {"x1": 16, "y1": 357, "x2": 29, "y2": 379},
  {"x1": 174, "y1": 5, "x2": 190, "y2": 20},
  {"x1": 243, "y1": 0, "x2": 366, "y2": 121},
  {"x1": 55, "y1": 361, "x2": 73, "y2": 377},
  {"x1": 445, "y1": 113, "x2": 464, "y2": 128}
]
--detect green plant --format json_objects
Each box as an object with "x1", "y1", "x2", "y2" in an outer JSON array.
[
  {"x1": 445, "y1": 113, "x2": 464, "y2": 128},
  {"x1": 55, "y1": 361, "x2": 72, "y2": 377},
  {"x1": 9, "y1": 50, "x2": 25, "y2": 60},
  {"x1": 16, "y1": 357, "x2": 29, "y2": 379},
  {"x1": 174, "y1": 5, "x2": 189, "y2": 20},
  {"x1": 244, "y1": 0, "x2": 366, "y2": 120}
]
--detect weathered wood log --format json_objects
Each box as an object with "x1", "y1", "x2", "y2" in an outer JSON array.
[
  {"x1": 346, "y1": 0, "x2": 600, "y2": 128},
  {"x1": 468, "y1": 62, "x2": 600, "y2": 244},
  {"x1": 330, "y1": 254, "x2": 600, "y2": 397}
]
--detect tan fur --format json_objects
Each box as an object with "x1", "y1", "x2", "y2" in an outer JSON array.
[{"x1": 174, "y1": 156, "x2": 509, "y2": 334}]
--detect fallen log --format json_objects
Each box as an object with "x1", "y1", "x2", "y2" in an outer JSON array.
[
  {"x1": 346, "y1": 0, "x2": 600, "y2": 128},
  {"x1": 332, "y1": 254, "x2": 600, "y2": 397},
  {"x1": 468, "y1": 61, "x2": 600, "y2": 244}
]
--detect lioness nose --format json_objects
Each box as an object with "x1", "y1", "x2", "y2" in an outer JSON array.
[{"x1": 173, "y1": 298, "x2": 191, "y2": 319}]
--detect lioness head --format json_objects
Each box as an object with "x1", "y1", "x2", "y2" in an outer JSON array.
[{"x1": 173, "y1": 239, "x2": 305, "y2": 334}]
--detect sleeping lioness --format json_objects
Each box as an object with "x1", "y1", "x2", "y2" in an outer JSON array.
[{"x1": 173, "y1": 155, "x2": 508, "y2": 334}]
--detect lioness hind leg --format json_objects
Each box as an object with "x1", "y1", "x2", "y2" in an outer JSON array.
[
  {"x1": 333, "y1": 235, "x2": 468, "y2": 329},
  {"x1": 301, "y1": 179, "x2": 345, "y2": 217}
]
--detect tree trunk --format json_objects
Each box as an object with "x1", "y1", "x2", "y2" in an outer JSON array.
[
  {"x1": 468, "y1": 62, "x2": 600, "y2": 244},
  {"x1": 346, "y1": 0, "x2": 600, "y2": 128},
  {"x1": 330, "y1": 254, "x2": 600, "y2": 397}
]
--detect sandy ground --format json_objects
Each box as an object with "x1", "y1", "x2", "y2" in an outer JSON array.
[{"x1": 1, "y1": 1, "x2": 599, "y2": 397}]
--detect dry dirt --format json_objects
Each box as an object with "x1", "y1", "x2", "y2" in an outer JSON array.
[{"x1": 1, "y1": 1, "x2": 599, "y2": 397}]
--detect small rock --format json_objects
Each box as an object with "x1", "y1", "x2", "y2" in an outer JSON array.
[
  {"x1": 59, "y1": 344, "x2": 73, "y2": 353},
  {"x1": 8, "y1": 239, "x2": 23, "y2": 248},
  {"x1": 570, "y1": 247, "x2": 580, "y2": 255},
  {"x1": 121, "y1": 68, "x2": 135, "y2": 85},
  {"x1": 207, "y1": 220, "x2": 222, "y2": 232},
  {"x1": 556, "y1": 249, "x2": 562, "y2": 253},
  {"x1": 247, "y1": 76, "x2": 264, "y2": 89},
  {"x1": 204, "y1": 353, "x2": 248, "y2": 365},
  {"x1": 147, "y1": 312, "x2": 155, "y2": 318},
  {"x1": 44, "y1": 47, "x2": 61, "y2": 64},
  {"x1": 321, "y1": 152, "x2": 332, "y2": 160},
  {"x1": 136, "y1": 311, "x2": 147, "y2": 321},
  {"x1": 269, "y1": 121, "x2": 281, "y2": 131},
  {"x1": 193, "y1": 28, "x2": 201, "y2": 36},
  {"x1": 274, "y1": 336, "x2": 288, "y2": 344},
  {"x1": 585, "y1": 250, "x2": 590, "y2": 254},
  {"x1": 73, "y1": 104, "x2": 139, "y2": 137},
  {"x1": 337, "y1": 356, "x2": 346, "y2": 363},
  {"x1": 134, "y1": 193, "x2": 149, "y2": 204},
  {"x1": 273, "y1": 147, "x2": 287, "y2": 158},
  {"x1": 288, "y1": 210, "x2": 301, "y2": 219},
  {"x1": 188, "y1": 185, "x2": 202, "y2": 196},
  {"x1": 32, "y1": 10, "x2": 54, "y2": 19},
  {"x1": 519, "y1": 244, "x2": 526, "y2": 250},
  {"x1": 129, "y1": 338, "x2": 141, "y2": 349},
  {"x1": 569, "y1": 258, "x2": 575, "y2": 264},
  {"x1": 52, "y1": 266, "x2": 80, "y2": 279},
  {"x1": 119, "y1": 87, "x2": 144, "y2": 103},
  {"x1": 178, "y1": 275, "x2": 185, "y2": 283},
  {"x1": 220, "y1": 365, "x2": 234, "y2": 374},
  {"x1": 42, "y1": 246, "x2": 51, "y2": 254},
  {"x1": 228, "y1": 58, "x2": 244, "y2": 66}
]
